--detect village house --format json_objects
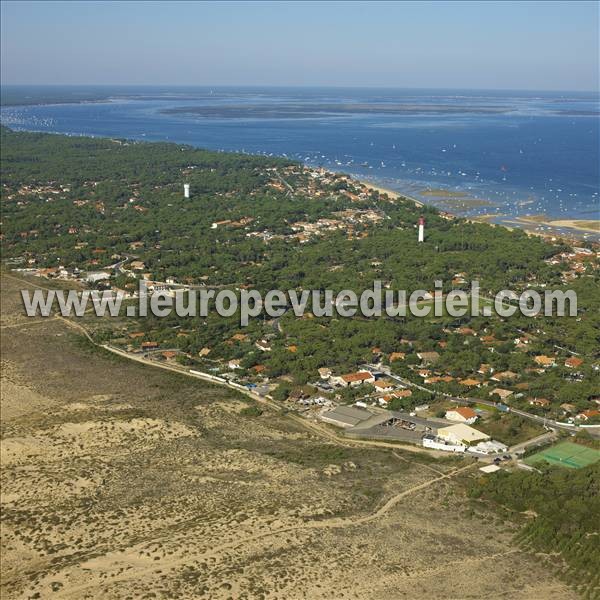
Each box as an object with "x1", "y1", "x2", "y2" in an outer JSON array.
[
  {"x1": 490, "y1": 388, "x2": 513, "y2": 401},
  {"x1": 514, "y1": 336, "x2": 530, "y2": 349},
  {"x1": 198, "y1": 347, "x2": 211, "y2": 357},
  {"x1": 577, "y1": 409, "x2": 600, "y2": 421},
  {"x1": 456, "y1": 327, "x2": 476, "y2": 336},
  {"x1": 424, "y1": 375, "x2": 454, "y2": 384},
  {"x1": 565, "y1": 357, "x2": 584, "y2": 369},
  {"x1": 373, "y1": 380, "x2": 395, "y2": 393},
  {"x1": 330, "y1": 371, "x2": 375, "y2": 388},
  {"x1": 459, "y1": 378, "x2": 481, "y2": 387},
  {"x1": 389, "y1": 352, "x2": 406, "y2": 362},
  {"x1": 534, "y1": 355, "x2": 556, "y2": 368},
  {"x1": 141, "y1": 341, "x2": 159, "y2": 350},
  {"x1": 528, "y1": 397, "x2": 551, "y2": 408},
  {"x1": 382, "y1": 389, "x2": 413, "y2": 404},
  {"x1": 445, "y1": 406, "x2": 478, "y2": 424},
  {"x1": 491, "y1": 371, "x2": 518, "y2": 382},
  {"x1": 230, "y1": 333, "x2": 249, "y2": 343},
  {"x1": 161, "y1": 351, "x2": 178, "y2": 361},
  {"x1": 228, "y1": 359, "x2": 242, "y2": 370}
]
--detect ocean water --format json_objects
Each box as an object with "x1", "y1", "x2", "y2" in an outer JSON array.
[{"x1": 2, "y1": 86, "x2": 599, "y2": 234}]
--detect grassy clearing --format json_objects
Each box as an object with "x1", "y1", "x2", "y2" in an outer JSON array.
[{"x1": 477, "y1": 413, "x2": 545, "y2": 446}]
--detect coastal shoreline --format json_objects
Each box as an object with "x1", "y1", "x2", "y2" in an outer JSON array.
[
  {"x1": 3, "y1": 121, "x2": 597, "y2": 242},
  {"x1": 515, "y1": 216, "x2": 600, "y2": 233},
  {"x1": 351, "y1": 174, "x2": 599, "y2": 242},
  {"x1": 356, "y1": 178, "x2": 424, "y2": 208}
]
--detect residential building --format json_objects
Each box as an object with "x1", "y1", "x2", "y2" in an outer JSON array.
[
  {"x1": 565, "y1": 357, "x2": 584, "y2": 369},
  {"x1": 445, "y1": 407, "x2": 478, "y2": 424},
  {"x1": 577, "y1": 409, "x2": 600, "y2": 421},
  {"x1": 374, "y1": 380, "x2": 394, "y2": 393},
  {"x1": 528, "y1": 397, "x2": 550, "y2": 408},
  {"x1": 330, "y1": 371, "x2": 375, "y2": 387},
  {"x1": 490, "y1": 388, "x2": 513, "y2": 401},
  {"x1": 534, "y1": 355, "x2": 556, "y2": 368}
]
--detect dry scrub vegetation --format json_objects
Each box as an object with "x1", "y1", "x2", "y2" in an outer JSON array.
[{"x1": 1, "y1": 275, "x2": 574, "y2": 599}]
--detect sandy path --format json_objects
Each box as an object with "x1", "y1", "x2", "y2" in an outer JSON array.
[{"x1": 56, "y1": 464, "x2": 476, "y2": 598}]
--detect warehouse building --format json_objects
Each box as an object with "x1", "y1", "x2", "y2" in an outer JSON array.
[
  {"x1": 320, "y1": 406, "x2": 448, "y2": 443},
  {"x1": 437, "y1": 423, "x2": 490, "y2": 446}
]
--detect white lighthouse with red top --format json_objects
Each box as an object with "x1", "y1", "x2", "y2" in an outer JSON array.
[{"x1": 418, "y1": 216, "x2": 425, "y2": 243}]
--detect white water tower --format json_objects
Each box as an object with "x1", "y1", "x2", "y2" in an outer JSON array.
[{"x1": 183, "y1": 183, "x2": 190, "y2": 199}]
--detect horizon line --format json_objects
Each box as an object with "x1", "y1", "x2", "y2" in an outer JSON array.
[{"x1": 1, "y1": 83, "x2": 598, "y2": 95}]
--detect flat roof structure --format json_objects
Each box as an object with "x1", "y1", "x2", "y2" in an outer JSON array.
[
  {"x1": 320, "y1": 406, "x2": 449, "y2": 442},
  {"x1": 320, "y1": 405, "x2": 373, "y2": 428},
  {"x1": 479, "y1": 464, "x2": 501, "y2": 474},
  {"x1": 438, "y1": 423, "x2": 490, "y2": 445}
]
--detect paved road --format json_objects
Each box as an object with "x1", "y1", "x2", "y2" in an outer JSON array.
[{"x1": 509, "y1": 430, "x2": 558, "y2": 455}]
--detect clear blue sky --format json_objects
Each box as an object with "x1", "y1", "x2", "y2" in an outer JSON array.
[{"x1": 1, "y1": 1, "x2": 598, "y2": 91}]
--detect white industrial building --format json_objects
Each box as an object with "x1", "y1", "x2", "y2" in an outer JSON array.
[
  {"x1": 467, "y1": 440, "x2": 508, "y2": 455},
  {"x1": 85, "y1": 271, "x2": 111, "y2": 283},
  {"x1": 422, "y1": 434, "x2": 466, "y2": 453},
  {"x1": 437, "y1": 423, "x2": 490, "y2": 446}
]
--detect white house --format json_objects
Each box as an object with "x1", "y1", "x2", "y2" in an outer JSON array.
[
  {"x1": 330, "y1": 371, "x2": 375, "y2": 388},
  {"x1": 374, "y1": 380, "x2": 395, "y2": 393},
  {"x1": 445, "y1": 406, "x2": 478, "y2": 425}
]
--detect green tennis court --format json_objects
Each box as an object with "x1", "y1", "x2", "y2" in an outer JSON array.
[{"x1": 524, "y1": 441, "x2": 600, "y2": 469}]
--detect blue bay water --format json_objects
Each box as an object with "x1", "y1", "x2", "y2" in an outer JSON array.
[{"x1": 2, "y1": 86, "x2": 599, "y2": 231}]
